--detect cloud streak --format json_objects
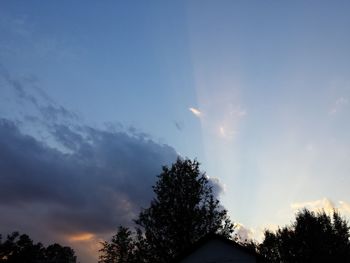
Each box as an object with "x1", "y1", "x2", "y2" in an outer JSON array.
[{"x1": 189, "y1": 107, "x2": 202, "y2": 117}]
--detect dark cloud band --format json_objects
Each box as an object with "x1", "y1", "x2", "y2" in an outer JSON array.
[{"x1": 0, "y1": 118, "x2": 178, "y2": 234}]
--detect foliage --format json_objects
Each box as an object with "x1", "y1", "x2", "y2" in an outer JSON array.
[
  {"x1": 0, "y1": 232, "x2": 76, "y2": 263},
  {"x1": 259, "y1": 209, "x2": 350, "y2": 262},
  {"x1": 99, "y1": 158, "x2": 234, "y2": 263},
  {"x1": 45, "y1": 243, "x2": 76, "y2": 263},
  {"x1": 98, "y1": 226, "x2": 134, "y2": 263}
]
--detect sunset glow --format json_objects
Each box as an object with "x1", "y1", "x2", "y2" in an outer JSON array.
[{"x1": 1, "y1": 1, "x2": 350, "y2": 262}]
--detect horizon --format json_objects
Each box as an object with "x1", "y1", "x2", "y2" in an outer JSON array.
[{"x1": 1, "y1": 1, "x2": 350, "y2": 262}]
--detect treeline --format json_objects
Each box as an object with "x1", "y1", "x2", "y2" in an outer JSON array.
[
  {"x1": 2, "y1": 159, "x2": 350, "y2": 262},
  {"x1": 0, "y1": 232, "x2": 76, "y2": 263},
  {"x1": 99, "y1": 158, "x2": 350, "y2": 263},
  {"x1": 259, "y1": 209, "x2": 350, "y2": 262}
]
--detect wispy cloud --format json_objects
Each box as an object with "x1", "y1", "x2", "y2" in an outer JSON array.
[
  {"x1": 189, "y1": 107, "x2": 202, "y2": 117},
  {"x1": 329, "y1": 97, "x2": 348, "y2": 115},
  {"x1": 229, "y1": 106, "x2": 247, "y2": 118},
  {"x1": 188, "y1": 103, "x2": 246, "y2": 141},
  {"x1": 218, "y1": 125, "x2": 236, "y2": 140},
  {"x1": 216, "y1": 105, "x2": 246, "y2": 140},
  {"x1": 174, "y1": 120, "x2": 184, "y2": 131},
  {"x1": 0, "y1": 13, "x2": 80, "y2": 63},
  {"x1": 68, "y1": 233, "x2": 95, "y2": 242}
]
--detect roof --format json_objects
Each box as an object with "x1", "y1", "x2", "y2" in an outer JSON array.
[{"x1": 172, "y1": 233, "x2": 262, "y2": 262}]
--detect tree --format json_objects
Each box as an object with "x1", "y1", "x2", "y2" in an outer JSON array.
[
  {"x1": 99, "y1": 158, "x2": 234, "y2": 263},
  {"x1": 45, "y1": 244, "x2": 76, "y2": 263},
  {"x1": 0, "y1": 232, "x2": 45, "y2": 263},
  {"x1": 259, "y1": 209, "x2": 350, "y2": 262},
  {"x1": 134, "y1": 158, "x2": 234, "y2": 262},
  {"x1": 0, "y1": 231, "x2": 76, "y2": 263},
  {"x1": 99, "y1": 226, "x2": 134, "y2": 263}
]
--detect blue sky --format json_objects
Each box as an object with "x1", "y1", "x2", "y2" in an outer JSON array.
[{"x1": 1, "y1": 1, "x2": 350, "y2": 262}]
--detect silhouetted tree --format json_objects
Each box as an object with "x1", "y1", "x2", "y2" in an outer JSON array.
[
  {"x1": 0, "y1": 231, "x2": 76, "y2": 263},
  {"x1": 134, "y1": 158, "x2": 234, "y2": 262},
  {"x1": 259, "y1": 209, "x2": 350, "y2": 262},
  {"x1": 99, "y1": 158, "x2": 234, "y2": 263},
  {"x1": 45, "y1": 244, "x2": 76, "y2": 263},
  {"x1": 0, "y1": 232, "x2": 45, "y2": 263},
  {"x1": 99, "y1": 226, "x2": 134, "y2": 263}
]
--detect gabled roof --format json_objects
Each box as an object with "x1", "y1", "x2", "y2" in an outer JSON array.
[{"x1": 172, "y1": 233, "x2": 261, "y2": 262}]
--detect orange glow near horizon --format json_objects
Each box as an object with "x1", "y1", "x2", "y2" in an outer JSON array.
[{"x1": 68, "y1": 233, "x2": 95, "y2": 242}]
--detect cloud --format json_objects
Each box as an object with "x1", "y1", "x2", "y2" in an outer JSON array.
[
  {"x1": 229, "y1": 107, "x2": 247, "y2": 118},
  {"x1": 291, "y1": 197, "x2": 350, "y2": 216},
  {"x1": 68, "y1": 233, "x2": 95, "y2": 242},
  {"x1": 0, "y1": 71, "x2": 179, "y2": 260},
  {"x1": 0, "y1": 118, "x2": 178, "y2": 231},
  {"x1": 207, "y1": 176, "x2": 226, "y2": 196},
  {"x1": 0, "y1": 70, "x2": 227, "y2": 262},
  {"x1": 0, "y1": 116, "x2": 226, "y2": 261},
  {"x1": 291, "y1": 198, "x2": 335, "y2": 213},
  {"x1": 234, "y1": 223, "x2": 254, "y2": 243},
  {"x1": 189, "y1": 107, "x2": 202, "y2": 117},
  {"x1": 188, "y1": 103, "x2": 247, "y2": 141},
  {"x1": 0, "y1": 117, "x2": 179, "y2": 261},
  {"x1": 0, "y1": 67, "x2": 39, "y2": 107},
  {"x1": 0, "y1": 14, "x2": 79, "y2": 62},
  {"x1": 0, "y1": 67, "x2": 80, "y2": 131},
  {"x1": 216, "y1": 105, "x2": 246, "y2": 140},
  {"x1": 174, "y1": 120, "x2": 184, "y2": 131},
  {"x1": 218, "y1": 125, "x2": 236, "y2": 140},
  {"x1": 40, "y1": 105, "x2": 79, "y2": 123},
  {"x1": 339, "y1": 201, "x2": 350, "y2": 214},
  {"x1": 329, "y1": 97, "x2": 348, "y2": 115}
]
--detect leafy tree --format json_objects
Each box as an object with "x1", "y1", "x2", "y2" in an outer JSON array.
[
  {"x1": 0, "y1": 231, "x2": 76, "y2": 263},
  {"x1": 134, "y1": 158, "x2": 234, "y2": 262},
  {"x1": 259, "y1": 209, "x2": 350, "y2": 262},
  {"x1": 99, "y1": 158, "x2": 234, "y2": 263},
  {"x1": 128, "y1": 228, "x2": 152, "y2": 263},
  {"x1": 0, "y1": 232, "x2": 45, "y2": 263},
  {"x1": 45, "y1": 244, "x2": 76, "y2": 263},
  {"x1": 99, "y1": 226, "x2": 134, "y2": 263}
]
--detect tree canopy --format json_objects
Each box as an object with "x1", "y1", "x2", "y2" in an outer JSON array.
[
  {"x1": 259, "y1": 209, "x2": 350, "y2": 262},
  {"x1": 99, "y1": 226, "x2": 134, "y2": 263},
  {"x1": 0, "y1": 232, "x2": 76, "y2": 263},
  {"x1": 99, "y1": 158, "x2": 234, "y2": 263},
  {"x1": 100, "y1": 159, "x2": 350, "y2": 263}
]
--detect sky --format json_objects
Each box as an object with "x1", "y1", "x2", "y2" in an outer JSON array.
[{"x1": 1, "y1": 1, "x2": 350, "y2": 262}]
